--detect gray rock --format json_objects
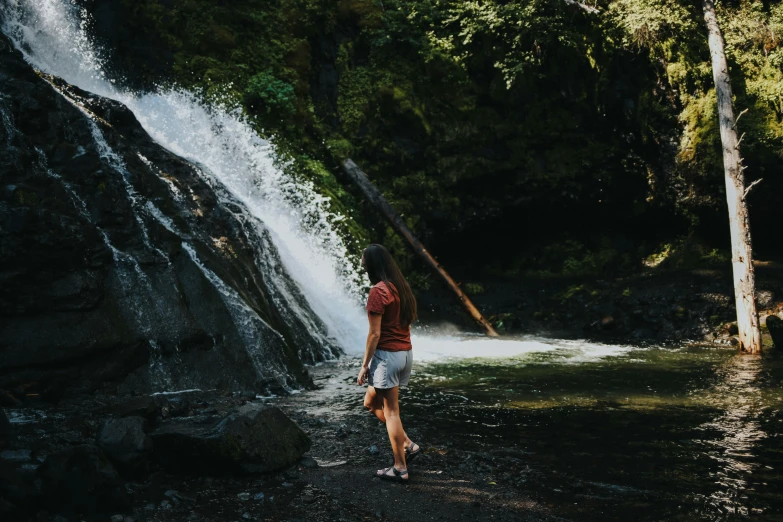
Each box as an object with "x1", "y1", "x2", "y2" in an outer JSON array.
[
  {"x1": 151, "y1": 406, "x2": 310, "y2": 474},
  {"x1": 37, "y1": 445, "x2": 130, "y2": 518},
  {"x1": 368, "y1": 445, "x2": 379, "y2": 455},
  {"x1": 767, "y1": 315, "x2": 783, "y2": 348},
  {"x1": 253, "y1": 492, "x2": 265, "y2": 502},
  {"x1": 237, "y1": 492, "x2": 251, "y2": 501},
  {"x1": 97, "y1": 416, "x2": 152, "y2": 477}
]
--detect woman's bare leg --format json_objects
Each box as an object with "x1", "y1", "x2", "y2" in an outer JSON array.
[
  {"x1": 364, "y1": 386, "x2": 413, "y2": 448},
  {"x1": 376, "y1": 386, "x2": 407, "y2": 471},
  {"x1": 363, "y1": 386, "x2": 386, "y2": 423}
]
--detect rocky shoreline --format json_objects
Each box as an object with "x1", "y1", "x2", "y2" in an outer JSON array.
[{"x1": 1, "y1": 358, "x2": 554, "y2": 522}]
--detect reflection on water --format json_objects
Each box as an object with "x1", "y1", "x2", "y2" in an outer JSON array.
[
  {"x1": 698, "y1": 355, "x2": 768, "y2": 517},
  {"x1": 392, "y1": 337, "x2": 783, "y2": 520}
]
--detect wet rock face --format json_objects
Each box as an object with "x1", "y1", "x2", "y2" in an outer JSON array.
[
  {"x1": 150, "y1": 406, "x2": 311, "y2": 475},
  {"x1": 37, "y1": 444, "x2": 131, "y2": 518},
  {"x1": 0, "y1": 33, "x2": 335, "y2": 394}
]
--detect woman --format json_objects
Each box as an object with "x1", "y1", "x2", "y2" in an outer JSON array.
[{"x1": 357, "y1": 244, "x2": 422, "y2": 483}]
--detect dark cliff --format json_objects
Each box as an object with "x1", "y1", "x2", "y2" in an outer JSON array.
[{"x1": 0, "y1": 33, "x2": 338, "y2": 395}]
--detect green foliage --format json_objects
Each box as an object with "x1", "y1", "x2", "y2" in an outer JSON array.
[
  {"x1": 113, "y1": 0, "x2": 783, "y2": 292},
  {"x1": 245, "y1": 71, "x2": 296, "y2": 115}
]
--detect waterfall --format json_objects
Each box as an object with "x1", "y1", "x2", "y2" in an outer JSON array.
[{"x1": 0, "y1": 0, "x2": 367, "y2": 358}]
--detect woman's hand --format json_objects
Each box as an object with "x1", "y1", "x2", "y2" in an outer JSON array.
[{"x1": 357, "y1": 365, "x2": 369, "y2": 386}]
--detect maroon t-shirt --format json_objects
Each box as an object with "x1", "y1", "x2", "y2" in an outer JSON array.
[{"x1": 366, "y1": 281, "x2": 412, "y2": 352}]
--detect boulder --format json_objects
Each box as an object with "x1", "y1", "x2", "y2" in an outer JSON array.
[
  {"x1": 766, "y1": 315, "x2": 783, "y2": 348},
  {"x1": 37, "y1": 445, "x2": 130, "y2": 518},
  {"x1": 150, "y1": 407, "x2": 310, "y2": 474},
  {"x1": 97, "y1": 416, "x2": 152, "y2": 478}
]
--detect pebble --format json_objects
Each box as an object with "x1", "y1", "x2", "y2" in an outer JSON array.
[
  {"x1": 368, "y1": 445, "x2": 379, "y2": 455},
  {"x1": 144, "y1": 503, "x2": 156, "y2": 511},
  {"x1": 242, "y1": 513, "x2": 251, "y2": 520},
  {"x1": 253, "y1": 492, "x2": 265, "y2": 502},
  {"x1": 110, "y1": 516, "x2": 123, "y2": 522},
  {"x1": 237, "y1": 492, "x2": 251, "y2": 501},
  {"x1": 281, "y1": 482, "x2": 294, "y2": 488},
  {"x1": 160, "y1": 500, "x2": 173, "y2": 510}
]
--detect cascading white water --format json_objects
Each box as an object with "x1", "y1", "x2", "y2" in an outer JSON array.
[
  {"x1": 1, "y1": 0, "x2": 645, "y2": 367},
  {"x1": 0, "y1": 0, "x2": 367, "y2": 353}
]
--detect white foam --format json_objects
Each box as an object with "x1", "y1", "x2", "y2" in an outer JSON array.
[{"x1": 411, "y1": 335, "x2": 635, "y2": 364}]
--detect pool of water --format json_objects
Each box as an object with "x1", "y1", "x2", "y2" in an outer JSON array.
[{"x1": 398, "y1": 337, "x2": 783, "y2": 520}]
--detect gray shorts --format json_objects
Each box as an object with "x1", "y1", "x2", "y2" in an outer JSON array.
[{"x1": 368, "y1": 349, "x2": 413, "y2": 389}]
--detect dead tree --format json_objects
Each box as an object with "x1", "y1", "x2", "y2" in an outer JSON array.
[
  {"x1": 703, "y1": 0, "x2": 761, "y2": 353},
  {"x1": 343, "y1": 159, "x2": 499, "y2": 337}
]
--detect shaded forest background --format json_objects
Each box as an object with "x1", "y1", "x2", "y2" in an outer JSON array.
[{"x1": 78, "y1": 0, "x2": 783, "y2": 331}]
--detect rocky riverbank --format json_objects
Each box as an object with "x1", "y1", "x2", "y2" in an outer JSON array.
[{"x1": 1, "y1": 358, "x2": 554, "y2": 522}]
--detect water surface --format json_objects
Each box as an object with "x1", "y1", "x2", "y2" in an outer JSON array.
[{"x1": 366, "y1": 337, "x2": 783, "y2": 520}]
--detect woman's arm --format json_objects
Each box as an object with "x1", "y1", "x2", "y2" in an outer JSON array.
[{"x1": 357, "y1": 313, "x2": 382, "y2": 385}]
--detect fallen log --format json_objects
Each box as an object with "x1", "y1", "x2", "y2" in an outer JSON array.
[{"x1": 343, "y1": 159, "x2": 499, "y2": 337}]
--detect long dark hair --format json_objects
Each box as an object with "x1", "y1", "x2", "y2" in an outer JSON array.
[{"x1": 362, "y1": 244, "x2": 418, "y2": 328}]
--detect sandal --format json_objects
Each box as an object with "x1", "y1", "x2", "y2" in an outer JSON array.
[
  {"x1": 406, "y1": 442, "x2": 423, "y2": 463},
  {"x1": 376, "y1": 465, "x2": 409, "y2": 483}
]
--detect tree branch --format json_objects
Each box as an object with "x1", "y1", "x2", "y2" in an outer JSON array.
[
  {"x1": 733, "y1": 108, "x2": 749, "y2": 128},
  {"x1": 563, "y1": 0, "x2": 600, "y2": 14},
  {"x1": 743, "y1": 178, "x2": 763, "y2": 200}
]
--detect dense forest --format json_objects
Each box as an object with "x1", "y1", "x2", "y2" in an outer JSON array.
[{"x1": 77, "y1": 0, "x2": 783, "y2": 332}]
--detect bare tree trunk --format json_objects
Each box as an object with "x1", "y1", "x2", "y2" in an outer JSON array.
[
  {"x1": 703, "y1": 0, "x2": 761, "y2": 353},
  {"x1": 343, "y1": 159, "x2": 499, "y2": 337}
]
